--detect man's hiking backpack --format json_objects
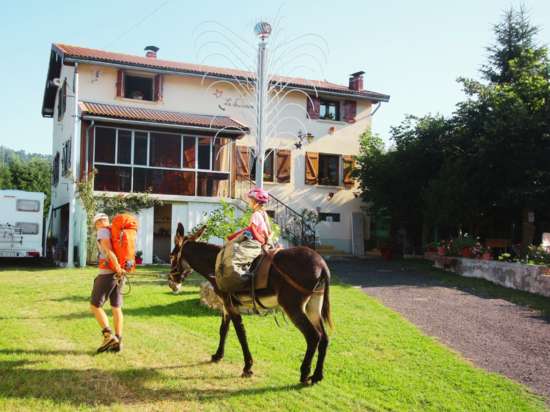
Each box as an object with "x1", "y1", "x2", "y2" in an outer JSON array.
[{"x1": 111, "y1": 213, "x2": 139, "y2": 272}]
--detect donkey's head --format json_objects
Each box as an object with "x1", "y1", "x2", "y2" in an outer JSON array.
[{"x1": 168, "y1": 223, "x2": 206, "y2": 293}]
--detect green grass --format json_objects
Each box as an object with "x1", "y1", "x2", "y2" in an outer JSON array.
[{"x1": 0, "y1": 265, "x2": 546, "y2": 412}]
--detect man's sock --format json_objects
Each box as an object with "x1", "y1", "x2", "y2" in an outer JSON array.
[
  {"x1": 115, "y1": 334, "x2": 122, "y2": 342},
  {"x1": 102, "y1": 327, "x2": 112, "y2": 335}
]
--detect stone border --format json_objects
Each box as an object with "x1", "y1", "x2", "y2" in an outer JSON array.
[{"x1": 427, "y1": 253, "x2": 550, "y2": 298}]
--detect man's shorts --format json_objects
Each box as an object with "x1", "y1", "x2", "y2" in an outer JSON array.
[{"x1": 90, "y1": 273, "x2": 123, "y2": 308}]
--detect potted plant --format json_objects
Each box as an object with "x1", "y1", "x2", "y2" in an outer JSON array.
[
  {"x1": 379, "y1": 240, "x2": 393, "y2": 261},
  {"x1": 481, "y1": 247, "x2": 492, "y2": 261},
  {"x1": 437, "y1": 240, "x2": 447, "y2": 256},
  {"x1": 135, "y1": 250, "x2": 143, "y2": 265}
]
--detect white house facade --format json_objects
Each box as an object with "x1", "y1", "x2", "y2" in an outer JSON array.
[{"x1": 42, "y1": 43, "x2": 389, "y2": 266}]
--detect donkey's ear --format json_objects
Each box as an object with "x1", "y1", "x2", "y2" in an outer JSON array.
[
  {"x1": 191, "y1": 225, "x2": 207, "y2": 241},
  {"x1": 176, "y1": 222, "x2": 185, "y2": 237}
]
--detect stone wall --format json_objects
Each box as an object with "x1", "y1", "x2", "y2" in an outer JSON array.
[{"x1": 449, "y1": 258, "x2": 550, "y2": 298}]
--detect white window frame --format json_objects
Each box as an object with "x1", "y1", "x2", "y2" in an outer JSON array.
[{"x1": 92, "y1": 126, "x2": 231, "y2": 196}]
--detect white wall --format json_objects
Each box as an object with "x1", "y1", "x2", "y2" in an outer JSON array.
[{"x1": 136, "y1": 207, "x2": 154, "y2": 264}]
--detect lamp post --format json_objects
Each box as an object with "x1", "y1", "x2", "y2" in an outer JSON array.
[{"x1": 254, "y1": 22, "x2": 271, "y2": 189}]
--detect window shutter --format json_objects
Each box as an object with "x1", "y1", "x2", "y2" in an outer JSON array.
[
  {"x1": 236, "y1": 146, "x2": 250, "y2": 180},
  {"x1": 276, "y1": 149, "x2": 291, "y2": 183},
  {"x1": 306, "y1": 96, "x2": 320, "y2": 119},
  {"x1": 154, "y1": 74, "x2": 163, "y2": 101},
  {"x1": 343, "y1": 100, "x2": 357, "y2": 123},
  {"x1": 343, "y1": 155, "x2": 355, "y2": 188},
  {"x1": 116, "y1": 70, "x2": 124, "y2": 97},
  {"x1": 305, "y1": 152, "x2": 319, "y2": 185}
]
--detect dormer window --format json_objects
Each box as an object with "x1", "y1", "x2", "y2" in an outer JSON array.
[
  {"x1": 319, "y1": 99, "x2": 340, "y2": 121},
  {"x1": 124, "y1": 73, "x2": 154, "y2": 101},
  {"x1": 116, "y1": 70, "x2": 163, "y2": 101}
]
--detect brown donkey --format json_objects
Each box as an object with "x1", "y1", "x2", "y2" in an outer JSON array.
[{"x1": 169, "y1": 223, "x2": 333, "y2": 385}]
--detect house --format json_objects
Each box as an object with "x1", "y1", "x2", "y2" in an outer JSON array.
[{"x1": 41, "y1": 43, "x2": 389, "y2": 266}]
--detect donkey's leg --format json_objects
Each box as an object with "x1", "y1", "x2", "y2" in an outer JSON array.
[
  {"x1": 306, "y1": 293, "x2": 329, "y2": 384},
  {"x1": 211, "y1": 313, "x2": 230, "y2": 362},
  {"x1": 280, "y1": 294, "x2": 321, "y2": 385},
  {"x1": 230, "y1": 313, "x2": 254, "y2": 377}
]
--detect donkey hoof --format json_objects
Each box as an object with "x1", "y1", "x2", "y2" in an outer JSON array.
[
  {"x1": 300, "y1": 376, "x2": 312, "y2": 386},
  {"x1": 241, "y1": 370, "x2": 253, "y2": 378},
  {"x1": 211, "y1": 354, "x2": 223, "y2": 363},
  {"x1": 310, "y1": 374, "x2": 323, "y2": 385}
]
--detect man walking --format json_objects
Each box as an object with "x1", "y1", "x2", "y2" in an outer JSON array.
[{"x1": 90, "y1": 213, "x2": 125, "y2": 353}]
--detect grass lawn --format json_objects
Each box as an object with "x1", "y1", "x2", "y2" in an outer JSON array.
[{"x1": 0, "y1": 265, "x2": 546, "y2": 411}]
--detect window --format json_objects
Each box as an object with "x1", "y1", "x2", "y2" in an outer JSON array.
[
  {"x1": 94, "y1": 165, "x2": 131, "y2": 192},
  {"x1": 134, "y1": 132, "x2": 148, "y2": 165},
  {"x1": 150, "y1": 132, "x2": 181, "y2": 168},
  {"x1": 15, "y1": 222, "x2": 39, "y2": 235},
  {"x1": 52, "y1": 152, "x2": 60, "y2": 186},
  {"x1": 57, "y1": 80, "x2": 67, "y2": 121},
  {"x1": 133, "y1": 169, "x2": 195, "y2": 195},
  {"x1": 16, "y1": 200, "x2": 40, "y2": 212},
  {"x1": 94, "y1": 127, "x2": 116, "y2": 163},
  {"x1": 319, "y1": 99, "x2": 340, "y2": 121},
  {"x1": 319, "y1": 213, "x2": 341, "y2": 222},
  {"x1": 92, "y1": 126, "x2": 231, "y2": 197},
  {"x1": 305, "y1": 152, "x2": 341, "y2": 186},
  {"x1": 198, "y1": 137, "x2": 211, "y2": 169},
  {"x1": 124, "y1": 73, "x2": 154, "y2": 101},
  {"x1": 62, "y1": 140, "x2": 71, "y2": 176},
  {"x1": 117, "y1": 130, "x2": 132, "y2": 164},
  {"x1": 250, "y1": 150, "x2": 274, "y2": 182},
  {"x1": 318, "y1": 154, "x2": 340, "y2": 186}
]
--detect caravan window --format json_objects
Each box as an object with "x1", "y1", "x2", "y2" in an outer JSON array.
[
  {"x1": 16, "y1": 199, "x2": 40, "y2": 212},
  {"x1": 16, "y1": 222, "x2": 39, "y2": 235}
]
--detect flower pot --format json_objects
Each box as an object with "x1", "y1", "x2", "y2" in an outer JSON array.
[
  {"x1": 481, "y1": 252, "x2": 492, "y2": 261},
  {"x1": 437, "y1": 246, "x2": 446, "y2": 256},
  {"x1": 136, "y1": 257, "x2": 143, "y2": 265}
]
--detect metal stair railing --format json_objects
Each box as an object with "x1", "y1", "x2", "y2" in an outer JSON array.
[{"x1": 234, "y1": 178, "x2": 315, "y2": 248}]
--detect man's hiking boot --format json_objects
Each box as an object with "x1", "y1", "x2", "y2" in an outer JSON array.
[
  {"x1": 97, "y1": 328, "x2": 118, "y2": 353},
  {"x1": 107, "y1": 336, "x2": 123, "y2": 353}
]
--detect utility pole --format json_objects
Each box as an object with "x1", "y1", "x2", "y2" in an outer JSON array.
[{"x1": 254, "y1": 22, "x2": 271, "y2": 189}]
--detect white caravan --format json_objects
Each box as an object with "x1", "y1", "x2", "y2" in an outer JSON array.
[{"x1": 0, "y1": 190, "x2": 45, "y2": 258}]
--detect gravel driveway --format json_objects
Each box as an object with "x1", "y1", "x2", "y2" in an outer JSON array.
[{"x1": 330, "y1": 259, "x2": 550, "y2": 401}]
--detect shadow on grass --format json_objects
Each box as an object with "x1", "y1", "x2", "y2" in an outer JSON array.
[
  {"x1": 56, "y1": 298, "x2": 216, "y2": 320},
  {"x1": 0, "y1": 348, "x2": 89, "y2": 356},
  {"x1": 332, "y1": 258, "x2": 550, "y2": 321},
  {"x1": 0, "y1": 359, "x2": 305, "y2": 407}
]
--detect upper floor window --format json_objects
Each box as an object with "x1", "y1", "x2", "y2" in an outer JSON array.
[
  {"x1": 319, "y1": 99, "x2": 340, "y2": 121},
  {"x1": 52, "y1": 152, "x2": 60, "y2": 186},
  {"x1": 57, "y1": 80, "x2": 67, "y2": 121},
  {"x1": 62, "y1": 140, "x2": 72, "y2": 176},
  {"x1": 117, "y1": 70, "x2": 163, "y2": 102},
  {"x1": 124, "y1": 73, "x2": 154, "y2": 101},
  {"x1": 305, "y1": 152, "x2": 355, "y2": 187}
]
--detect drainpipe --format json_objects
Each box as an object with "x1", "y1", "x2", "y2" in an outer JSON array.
[
  {"x1": 85, "y1": 120, "x2": 95, "y2": 178},
  {"x1": 67, "y1": 62, "x2": 80, "y2": 268}
]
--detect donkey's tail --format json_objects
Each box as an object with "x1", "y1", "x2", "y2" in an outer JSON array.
[{"x1": 321, "y1": 263, "x2": 334, "y2": 330}]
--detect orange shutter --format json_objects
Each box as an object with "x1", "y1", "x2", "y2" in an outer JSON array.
[
  {"x1": 276, "y1": 149, "x2": 291, "y2": 183},
  {"x1": 236, "y1": 146, "x2": 250, "y2": 180},
  {"x1": 343, "y1": 155, "x2": 355, "y2": 188},
  {"x1": 154, "y1": 74, "x2": 163, "y2": 101},
  {"x1": 305, "y1": 152, "x2": 319, "y2": 185},
  {"x1": 116, "y1": 70, "x2": 124, "y2": 97}
]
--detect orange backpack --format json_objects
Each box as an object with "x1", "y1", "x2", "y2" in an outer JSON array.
[{"x1": 110, "y1": 213, "x2": 139, "y2": 273}]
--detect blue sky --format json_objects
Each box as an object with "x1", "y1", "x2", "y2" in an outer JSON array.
[{"x1": 1, "y1": 0, "x2": 549, "y2": 154}]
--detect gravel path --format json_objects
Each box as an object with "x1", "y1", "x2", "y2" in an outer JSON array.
[{"x1": 330, "y1": 259, "x2": 550, "y2": 401}]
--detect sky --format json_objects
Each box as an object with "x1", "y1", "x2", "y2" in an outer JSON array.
[{"x1": 1, "y1": 0, "x2": 549, "y2": 155}]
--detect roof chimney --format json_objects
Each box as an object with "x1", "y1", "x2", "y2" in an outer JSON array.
[
  {"x1": 144, "y1": 45, "x2": 159, "y2": 59},
  {"x1": 349, "y1": 71, "x2": 365, "y2": 91}
]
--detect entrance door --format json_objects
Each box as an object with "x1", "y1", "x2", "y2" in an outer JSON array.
[{"x1": 153, "y1": 204, "x2": 172, "y2": 263}]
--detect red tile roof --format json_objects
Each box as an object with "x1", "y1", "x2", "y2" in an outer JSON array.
[
  {"x1": 54, "y1": 43, "x2": 389, "y2": 102},
  {"x1": 79, "y1": 101, "x2": 248, "y2": 133}
]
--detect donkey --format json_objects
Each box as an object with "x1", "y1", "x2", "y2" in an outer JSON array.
[{"x1": 168, "y1": 223, "x2": 333, "y2": 385}]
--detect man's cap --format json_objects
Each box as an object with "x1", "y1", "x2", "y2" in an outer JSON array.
[{"x1": 93, "y1": 213, "x2": 109, "y2": 224}]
